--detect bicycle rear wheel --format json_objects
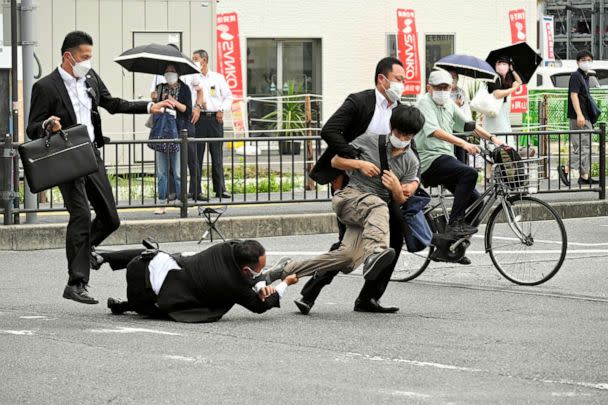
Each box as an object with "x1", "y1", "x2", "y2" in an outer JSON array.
[
  {"x1": 390, "y1": 247, "x2": 434, "y2": 282},
  {"x1": 485, "y1": 195, "x2": 567, "y2": 285}
]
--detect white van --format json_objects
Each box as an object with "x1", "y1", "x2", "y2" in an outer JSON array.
[{"x1": 529, "y1": 60, "x2": 608, "y2": 89}]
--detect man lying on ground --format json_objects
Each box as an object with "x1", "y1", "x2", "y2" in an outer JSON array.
[{"x1": 93, "y1": 239, "x2": 298, "y2": 323}]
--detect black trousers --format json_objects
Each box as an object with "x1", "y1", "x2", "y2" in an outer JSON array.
[
  {"x1": 454, "y1": 145, "x2": 467, "y2": 163},
  {"x1": 100, "y1": 249, "x2": 165, "y2": 318},
  {"x1": 299, "y1": 196, "x2": 404, "y2": 304},
  {"x1": 189, "y1": 115, "x2": 226, "y2": 196},
  {"x1": 421, "y1": 155, "x2": 480, "y2": 223},
  {"x1": 58, "y1": 149, "x2": 120, "y2": 285}
]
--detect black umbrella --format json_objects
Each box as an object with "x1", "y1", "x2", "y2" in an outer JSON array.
[
  {"x1": 486, "y1": 42, "x2": 542, "y2": 85},
  {"x1": 114, "y1": 43, "x2": 199, "y2": 76}
]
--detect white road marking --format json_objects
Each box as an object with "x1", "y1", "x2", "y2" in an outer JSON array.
[
  {"x1": 1, "y1": 330, "x2": 34, "y2": 336},
  {"x1": 377, "y1": 389, "x2": 430, "y2": 399},
  {"x1": 90, "y1": 327, "x2": 181, "y2": 336},
  {"x1": 343, "y1": 352, "x2": 608, "y2": 392},
  {"x1": 267, "y1": 249, "x2": 606, "y2": 256},
  {"x1": 473, "y1": 234, "x2": 608, "y2": 247},
  {"x1": 20, "y1": 316, "x2": 56, "y2": 320},
  {"x1": 164, "y1": 355, "x2": 197, "y2": 362}
]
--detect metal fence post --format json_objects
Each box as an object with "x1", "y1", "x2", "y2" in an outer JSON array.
[
  {"x1": 599, "y1": 122, "x2": 606, "y2": 200},
  {"x1": 180, "y1": 129, "x2": 189, "y2": 218},
  {"x1": 1, "y1": 134, "x2": 16, "y2": 225}
]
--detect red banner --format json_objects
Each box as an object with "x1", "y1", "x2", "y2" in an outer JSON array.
[
  {"x1": 508, "y1": 8, "x2": 528, "y2": 113},
  {"x1": 216, "y1": 12, "x2": 245, "y2": 133},
  {"x1": 396, "y1": 9, "x2": 421, "y2": 95}
]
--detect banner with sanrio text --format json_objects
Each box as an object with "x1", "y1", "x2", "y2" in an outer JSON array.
[
  {"x1": 396, "y1": 9, "x2": 421, "y2": 95},
  {"x1": 216, "y1": 12, "x2": 246, "y2": 133}
]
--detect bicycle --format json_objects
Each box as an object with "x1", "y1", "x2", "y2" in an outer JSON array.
[{"x1": 392, "y1": 147, "x2": 568, "y2": 286}]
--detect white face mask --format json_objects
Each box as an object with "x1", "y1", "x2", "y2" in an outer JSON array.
[
  {"x1": 389, "y1": 134, "x2": 411, "y2": 149},
  {"x1": 164, "y1": 72, "x2": 179, "y2": 85},
  {"x1": 245, "y1": 266, "x2": 262, "y2": 278},
  {"x1": 579, "y1": 61, "x2": 593, "y2": 72},
  {"x1": 432, "y1": 90, "x2": 451, "y2": 105},
  {"x1": 69, "y1": 54, "x2": 92, "y2": 78},
  {"x1": 381, "y1": 75, "x2": 405, "y2": 103},
  {"x1": 194, "y1": 61, "x2": 202, "y2": 70}
]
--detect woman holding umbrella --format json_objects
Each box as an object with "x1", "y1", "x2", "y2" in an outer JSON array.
[
  {"x1": 484, "y1": 56, "x2": 523, "y2": 141},
  {"x1": 150, "y1": 63, "x2": 193, "y2": 214}
]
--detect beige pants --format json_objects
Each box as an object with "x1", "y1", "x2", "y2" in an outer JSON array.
[
  {"x1": 282, "y1": 187, "x2": 390, "y2": 278},
  {"x1": 568, "y1": 119, "x2": 593, "y2": 176}
]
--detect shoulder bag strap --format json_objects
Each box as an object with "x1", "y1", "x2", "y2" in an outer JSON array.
[{"x1": 378, "y1": 135, "x2": 410, "y2": 236}]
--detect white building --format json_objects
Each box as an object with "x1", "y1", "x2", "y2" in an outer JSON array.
[{"x1": 30, "y1": 0, "x2": 540, "y2": 139}]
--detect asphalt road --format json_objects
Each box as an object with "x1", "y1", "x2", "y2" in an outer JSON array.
[{"x1": 1, "y1": 216, "x2": 607, "y2": 404}]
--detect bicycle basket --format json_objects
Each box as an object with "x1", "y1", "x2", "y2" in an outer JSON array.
[{"x1": 492, "y1": 157, "x2": 545, "y2": 193}]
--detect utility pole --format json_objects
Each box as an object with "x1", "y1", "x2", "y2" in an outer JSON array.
[{"x1": 10, "y1": 0, "x2": 19, "y2": 224}]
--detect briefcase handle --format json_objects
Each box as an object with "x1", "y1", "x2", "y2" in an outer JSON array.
[{"x1": 43, "y1": 126, "x2": 69, "y2": 148}]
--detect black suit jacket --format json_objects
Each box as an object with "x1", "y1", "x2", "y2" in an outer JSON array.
[
  {"x1": 27, "y1": 68, "x2": 149, "y2": 147},
  {"x1": 157, "y1": 241, "x2": 280, "y2": 323},
  {"x1": 309, "y1": 89, "x2": 377, "y2": 184}
]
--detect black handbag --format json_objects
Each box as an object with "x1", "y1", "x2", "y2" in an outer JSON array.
[{"x1": 19, "y1": 124, "x2": 99, "y2": 193}]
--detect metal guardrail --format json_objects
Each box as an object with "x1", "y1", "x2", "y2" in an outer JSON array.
[{"x1": 1, "y1": 125, "x2": 606, "y2": 222}]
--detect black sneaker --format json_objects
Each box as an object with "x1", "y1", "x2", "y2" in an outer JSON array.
[
  {"x1": 294, "y1": 298, "x2": 313, "y2": 315},
  {"x1": 457, "y1": 256, "x2": 472, "y2": 265},
  {"x1": 446, "y1": 220, "x2": 478, "y2": 237},
  {"x1": 63, "y1": 283, "x2": 98, "y2": 304},
  {"x1": 362, "y1": 248, "x2": 395, "y2": 280},
  {"x1": 558, "y1": 165, "x2": 570, "y2": 187},
  {"x1": 89, "y1": 249, "x2": 104, "y2": 270},
  {"x1": 578, "y1": 177, "x2": 600, "y2": 185}
]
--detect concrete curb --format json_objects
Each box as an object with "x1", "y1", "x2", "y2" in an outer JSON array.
[{"x1": 1, "y1": 200, "x2": 606, "y2": 251}]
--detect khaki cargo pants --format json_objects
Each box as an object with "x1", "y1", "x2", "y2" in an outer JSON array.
[{"x1": 282, "y1": 186, "x2": 390, "y2": 278}]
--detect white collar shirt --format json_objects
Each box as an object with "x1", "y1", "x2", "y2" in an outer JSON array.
[
  {"x1": 366, "y1": 89, "x2": 398, "y2": 135},
  {"x1": 199, "y1": 69, "x2": 233, "y2": 112},
  {"x1": 58, "y1": 66, "x2": 94, "y2": 142}
]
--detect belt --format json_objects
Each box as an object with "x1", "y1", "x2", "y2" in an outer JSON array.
[{"x1": 200, "y1": 111, "x2": 219, "y2": 117}]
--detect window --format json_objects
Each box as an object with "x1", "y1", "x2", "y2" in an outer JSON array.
[
  {"x1": 425, "y1": 34, "x2": 454, "y2": 81},
  {"x1": 386, "y1": 33, "x2": 398, "y2": 58},
  {"x1": 551, "y1": 73, "x2": 572, "y2": 88},
  {"x1": 246, "y1": 39, "x2": 322, "y2": 134}
]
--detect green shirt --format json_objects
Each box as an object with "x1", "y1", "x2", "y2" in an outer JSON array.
[{"x1": 414, "y1": 93, "x2": 467, "y2": 174}]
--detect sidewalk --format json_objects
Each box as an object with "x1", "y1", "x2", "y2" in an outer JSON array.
[{"x1": 1, "y1": 188, "x2": 607, "y2": 251}]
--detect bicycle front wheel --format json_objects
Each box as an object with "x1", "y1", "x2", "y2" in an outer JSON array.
[
  {"x1": 485, "y1": 195, "x2": 567, "y2": 286},
  {"x1": 391, "y1": 247, "x2": 434, "y2": 282}
]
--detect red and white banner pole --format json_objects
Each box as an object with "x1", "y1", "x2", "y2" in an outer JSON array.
[
  {"x1": 396, "y1": 9, "x2": 421, "y2": 95},
  {"x1": 508, "y1": 8, "x2": 528, "y2": 114}
]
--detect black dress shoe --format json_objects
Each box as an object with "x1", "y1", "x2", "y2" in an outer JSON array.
[
  {"x1": 578, "y1": 177, "x2": 600, "y2": 185},
  {"x1": 457, "y1": 256, "x2": 472, "y2": 265},
  {"x1": 216, "y1": 192, "x2": 231, "y2": 198},
  {"x1": 294, "y1": 298, "x2": 313, "y2": 315},
  {"x1": 107, "y1": 297, "x2": 127, "y2": 315},
  {"x1": 558, "y1": 165, "x2": 570, "y2": 186},
  {"x1": 354, "y1": 298, "x2": 399, "y2": 313},
  {"x1": 446, "y1": 220, "x2": 478, "y2": 237},
  {"x1": 63, "y1": 283, "x2": 98, "y2": 304}
]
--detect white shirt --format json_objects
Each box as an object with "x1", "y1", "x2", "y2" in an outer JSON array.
[
  {"x1": 366, "y1": 89, "x2": 398, "y2": 135},
  {"x1": 254, "y1": 280, "x2": 289, "y2": 298},
  {"x1": 58, "y1": 66, "x2": 94, "y2": 142},
  {"x1": 199, "y1": 69, "x2": 233, "y2": 112},
  {"x1": 148, "y1": 252, "x2": 182, "y2": 295},
  {"x1": 150, "y1": 73, "x2": 202, "y2": 107}
]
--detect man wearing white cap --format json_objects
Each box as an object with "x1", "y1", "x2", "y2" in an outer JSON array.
[{"x1": 415, "y1": 70, "x2": 504, "y2": 246}]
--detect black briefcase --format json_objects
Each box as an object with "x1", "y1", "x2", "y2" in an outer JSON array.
[{"x1": 19, "y1": 124, "x2": 99, "y2": 193}]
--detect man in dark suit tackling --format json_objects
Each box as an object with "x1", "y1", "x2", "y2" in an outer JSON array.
[
  {"x1": 94, "y1": 240, "x2": 299, "y2": 323},
  {"x1": 27, "y1": 31, "x2": 171, "y2": 304},
  {"x1": 298, "y1": 57, "x2": 418, "y2": 315}
]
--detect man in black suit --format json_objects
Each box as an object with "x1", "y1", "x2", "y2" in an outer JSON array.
[
  {"x1": 26, "y1": 31, "x2": 170, "y2": 304},
  {"x1": 299, "y1": 57, "x2": 417, "y2": 315},
  {"x1": 98, "y1": 240, "x2": 298, "y2": 323}
]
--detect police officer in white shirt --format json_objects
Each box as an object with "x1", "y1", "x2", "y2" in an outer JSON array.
[{"x1": 191, "y1": 49, "x2": 233, "y2": 199}]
